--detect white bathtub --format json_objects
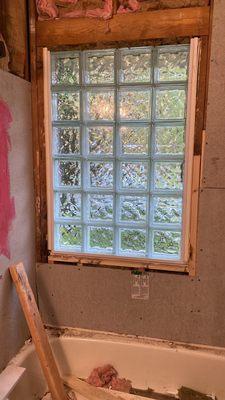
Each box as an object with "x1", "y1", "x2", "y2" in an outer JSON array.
[{"x1": 6, "y1": 328, "x2": 225, "y2": 400}]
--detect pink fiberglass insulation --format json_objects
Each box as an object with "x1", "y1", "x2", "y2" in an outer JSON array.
[
  {"x1": 87, "y1": 365, "x2": 132, "y2": 393},
  {"x1": 85, "y1": 0, "x2": 113, "y2": 19},
  {"x1": 36, "y1": 0, "x2": 59, "y2": 19},
  {"x1": 117, "y1": 0, "x2": 140, "y2": 13},
  {"x1": 0, "y1": 99, "x2": 15, "y2": 259},
  {"x1": 37, "y1": 0, "x2": 113, "y2": 19}
]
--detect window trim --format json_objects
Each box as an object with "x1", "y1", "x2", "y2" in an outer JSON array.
[{"x1": 43, "y1": 38, "x2": 201, "y2": 275}]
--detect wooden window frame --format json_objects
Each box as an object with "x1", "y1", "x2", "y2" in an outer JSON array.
[{"x1": 30, "y1": 4, "x2": 211, "y2": 275}]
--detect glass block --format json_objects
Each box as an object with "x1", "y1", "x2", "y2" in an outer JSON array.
[
  {"x1": 57, "y1": 160, "x2": 81, "y2": 187},
  {"x1": 153, "y1": 230, "x2": 181, "y2": 256},
  {"x1": 120, "y1": 50, "x2": 151, "y2": 83},
  {"x1": 154, "y1": 162, "x2": 183, "y2": 190},
  {"x1": 52, "y1": 55, "x2": 79, "y2": 85},
  {"x1": 119, "y1": 90, "x2": 151, "y2": 120},
  {"x1": 120, "y1": 196, "x2": 147, "y2": 222},
  {"x1": 153, "y1": 196, "x2": 182, "y2": 225},
  {"x1": 56, "y1": 192, "x2": 81, "y2": 219},
  {"x1": 157, "y1": 50, "x2": 189, "y2": 82},
  {"x1": 58, "y1": 224, "x2": 82, "y2": 247},
  {"x1": 89, "y1": 194, "x2": 113, "y2": 221},
  {"x1": 121, "y1": 162, "x2": 148, "y2": 190},
  {"x1": 156, "y1": 89, "x2": 186, "y2": 120},
  {"x1": 120, "y1": 228, "x2": 146, "y2": 254},
  {"x1": 155, "y1": 126, "x2": 184, "y2": 155},
  {"x1": 88, "y1": 126, "x2": 113, "y2": 154},
  {"x1": 89, "y1": 227, "x2": 113, "y2": 252},
  {"x1": 52, "y1": 92, "x2": 80, "y2": 121},
  {"x1": 120, "y1": 126, "x2": 149, "y2": 155},
  {"x1": 85, "y1": 53, "x2": 114, "y2": 84},
  {"x1": 86, "y1": 91, "x2": 114, "y2": 120},
  {"x1": 89, "y1": 162, "x2": 113, "y2": 188},
  {"x1": 53, "y1": 127, "x2": 80, "y2": 154}
]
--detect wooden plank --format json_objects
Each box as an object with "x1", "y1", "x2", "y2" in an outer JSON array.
[
  {"x1": 37, "y1": 47, "x2": 48, "y2": 261},
  {"x1": 188, "y1": 155, "x2": 201, "y2": 276},
  {"x1": 29, "y1": 0, "x2": 43, "y2": 262},
  {"x1": 36, "y1": 7, "x2": 210, "y2": 48},
  {"x1": 64, "y1": 375, "x2": 127, "y2": 400},
  {"x1": 182, "y1": 38, "x2": 200, "y2": 263},
  {"x1": 9, "y1": 263, "x2": 67, "y2": 400},
  {"x1": 48, "y1": 252, "x2": 188, "y2": 273},
  {"x1": 0, "y1": 365, "x2": 25, "y2": 400},
  {"x1": 43, "y1": 48, "x2": 54, "y2": 251},
  {"x1": 194, "y1": 36, "x2": 209, "y2": 155}
]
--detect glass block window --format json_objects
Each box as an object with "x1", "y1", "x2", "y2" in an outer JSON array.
[{"x1": 50, "y1": 45, "x2": 190, "y2": 260}]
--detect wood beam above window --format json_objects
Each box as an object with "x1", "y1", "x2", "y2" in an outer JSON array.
[{"x1": 36, "y1": 7, "x2": 210, "y2": 49}]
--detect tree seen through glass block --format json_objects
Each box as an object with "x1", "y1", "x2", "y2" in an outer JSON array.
[
  {"x1": 153, "y1": 230, "x2": 181, "y2": 256},
  {"x1": 121, "y1": 162, "x2": 148, "y2": 189},
  {"x1": 154, "y1": 162, "x2": 183, "y2": 190},
  {"x1": 58, "y1": 161, "x2": 81, "y2": 187},
  {"x1": 52, "y1": 55, "x2": 80, "y2": 85},
  {"x1": 120, "y1": 229, "x2": 146, "y2": 254},
  {"x1": 59, "y1": 224, "x2": 82, "y2": 247},
  {"x1": 88, "y1": 126, "x2": 113, "y2": 154},
  {"x1": 53, "y1": 127, "x2": 80, "y2": 154},
  {"x1": 153, "y1": 196, "x2": 182, "y2": 225},
  {"x1": 157, "y1": 50, "x2": 188, "y2": 82},
  {"x1": 119, "y1": 90, "x2": 151, "y2": 120},
  {"x1": 89, "y1": 227, "x2": 113, "y2": 251},
  {"x1": 57, "y1": 192, "x2": 81, "y2": 219},
  {"x1": 120, "y1": 196, "x2": 147, "y2": 222},
  {"x1": 120, "y1": 50, "x2": 151, "y2": 83},
  {"x1": 155, "y1": 126, "x2": 184, "y2": 155},
  {"x1": 89, "y1": 194, "x2": 113, "y2": 221},
  {"x1": 86, "y1": 91, "x2": 114, "y2": 120},
  {"x1": 120, "y1": 126, "x2": 149, "y2": 154},
  {"x1": 85, "y1": 53, "x2": 114, "y2": 84},
  {"x1": 156, "y1": 89, "x2": 186, "y2": 120},
  {"x1": 90, "y1": 162, "x2": 113, "y2": 188},
  {"x1": 52, "y1": 92, "x2": 80, "y2": 121}
]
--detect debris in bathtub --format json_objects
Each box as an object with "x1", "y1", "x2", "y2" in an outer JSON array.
[
  {"x1": 178, "y1": 387, "x2": 216, "y2": 400},
  {"x1": 42, "y1": 389, "x2": 76, "y2": 400},
  {"x1": 87, "y1": 364, "x2": 132, "y2": 393}
]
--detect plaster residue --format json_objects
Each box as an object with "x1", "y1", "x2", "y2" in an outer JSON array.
[{"x1": 0, "y1": 99, "x2": 15, "y2": 259}]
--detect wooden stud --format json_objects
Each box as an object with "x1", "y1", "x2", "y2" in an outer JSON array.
[
  {"x1": 182, "y1": 38, "x2": 200, "y2": 264},
  {"x1": 36, "y1": 7, "x2": 210, "y2": 48},
  {"x1": 188, "y1": 155, "x2": 201, "y2": 277},
  {"x1": 9, "y1": 263, "x2": 68, "y2": 400},
  {"x1": 43, "y1": 48, "x2": 54, "y2": 251}
]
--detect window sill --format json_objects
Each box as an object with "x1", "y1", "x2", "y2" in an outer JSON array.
[{"x1": 48, "y1": 251, "x2": 190, "y2": 274}]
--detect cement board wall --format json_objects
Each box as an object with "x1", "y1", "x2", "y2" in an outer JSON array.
[{"x1": 0, "y1": 70, "x2": 36, "y2": 371}]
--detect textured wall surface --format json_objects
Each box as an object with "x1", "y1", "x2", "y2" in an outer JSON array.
[
  {"x1": 36, "y1": 1, "x2": 225, "y2": 347},
  {"x1": 0, "y1": 70, "x2": 36, "y2": 371}
]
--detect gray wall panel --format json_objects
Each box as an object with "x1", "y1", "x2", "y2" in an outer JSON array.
[{"x1": 0, "y1": 70, "x2": 36, "y2": 371}]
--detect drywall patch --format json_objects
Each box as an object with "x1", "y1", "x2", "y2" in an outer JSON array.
[{"x1": 0, "y1": 99, "x2": 15, "y2": 259}]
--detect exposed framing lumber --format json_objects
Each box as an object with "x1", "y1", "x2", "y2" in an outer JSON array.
[
  {"x1": 48, "y1": 252, "x2": 188, "y2": 272},
  {"x1": 9, "y1": 263, "x2": 68, "y2": 400},
  {"x1": 36, "y1": 7, "x2": 210, "y2": 48},
  {"x1": 188, "y1": 155, "x2": 201, "y2": 277}
]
